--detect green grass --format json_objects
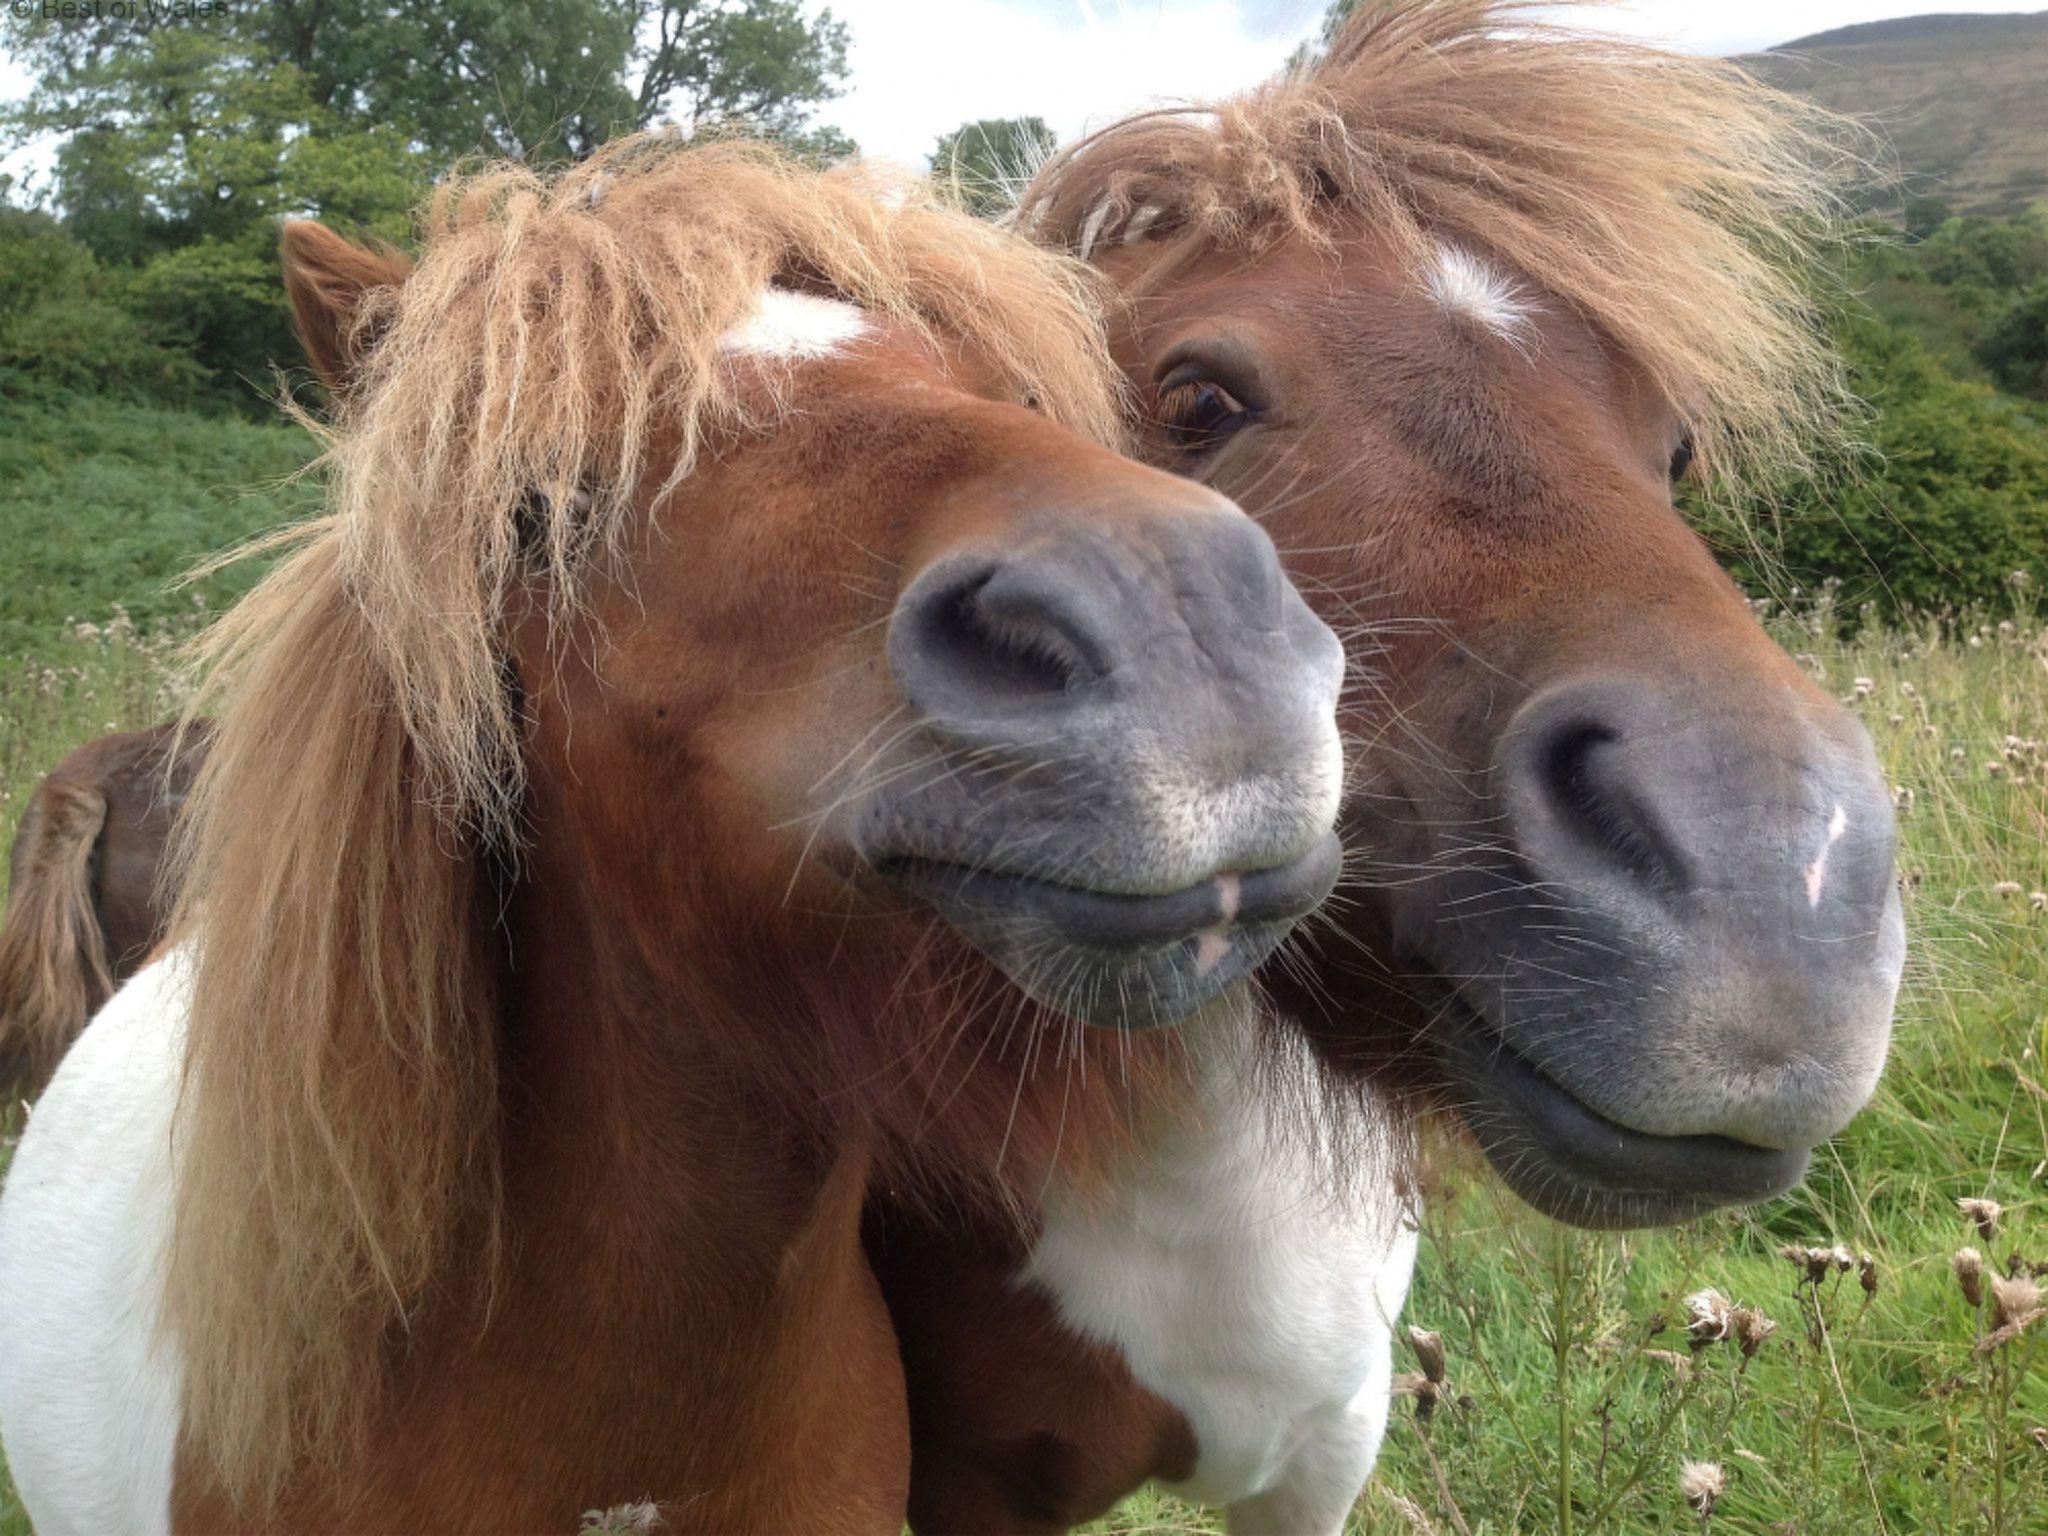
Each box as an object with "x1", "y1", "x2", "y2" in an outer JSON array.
[
  {"x1": 0, "y1": 392, "x2": 315, "y2": 659},
  {"x1": 0, "y1": 399, "x2": 2041, "y2": 1532}
]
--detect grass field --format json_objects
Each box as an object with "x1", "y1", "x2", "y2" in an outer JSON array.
[
  {"x1": 1, "y1": 398, "x2": 2042, "y2": 1533},
  {"x1": 0, "y1": 394, "x2": 314, "y2": 658}
]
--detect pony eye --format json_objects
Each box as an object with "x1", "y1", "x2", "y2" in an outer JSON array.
[
  {"x1": 1668, "y1": 433, "x2": 1696, "y2": 484},
  {"x1": 1158, "y1": 379, "x2": 1254, "y2": 453}
]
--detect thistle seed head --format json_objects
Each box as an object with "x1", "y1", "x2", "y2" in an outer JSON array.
[
  {"x1": 1679, "y1": 1460, "x2": 1725, "y2": 1517},
  {"x1": 1734, "y1": 1305, "x2": 1779, "y2": 1358},
  {"x1": 1954, "y1": 1247, "x2": 1986, "y2": 1308},
  {"x1": 1959, "y1": 1197, "x2": 2003, "y2": 1242},
  {"x1": 1685, "y1": 1289, "x2": 1736, "y2": 1349},
  {"x1": 1407, "y1": 1326, "x2": 1447, "y2": 1385}
]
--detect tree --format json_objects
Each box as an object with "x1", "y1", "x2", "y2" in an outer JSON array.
[
  {"x1": 1902, "y1": 194, "x2": 1951, "y2": 242},
  {"x1": 931, "y1": 117, "x2": 1057, "y2": 219},
  {"x1": 1, "y1": 0, "x2": 854, "y2": 406},
  {"x1": 5, "y1": 1, "x2": 852, "y2": 165},
  {"x1": 1975, "y1": 282, "x2": 2048, "y2": 399}
]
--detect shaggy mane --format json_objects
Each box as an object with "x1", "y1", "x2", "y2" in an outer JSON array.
[
  {"x1": 162, "y1": 136, "x2": 1128, "y2": 1501},
  {"x1": 1021, "y1": 0, "x2": 1867, "y2": 487}
]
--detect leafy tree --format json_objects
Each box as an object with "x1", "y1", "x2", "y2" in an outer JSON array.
[
  {"x1": 1, "y1": 0, "x2": 853, "y2": 407},
  {"x1": 1902, "y1": 194, "x2": 1951, "y2": 241},
  {"x1": 5, "y1": 1, "x2": 852, "y2": 165},
  {"x1": 1720, "y1": 313, "x2": 2048, "y2": 617},
  {"x1": 1974, "y1": 282, "x2": 2048, "y2": 399},
  {"x1": 0, "y1": 209, "x2": 206, "y2": 404},
  {"x1": 931, "y1": 117, "x2": 1057, "y2": 219}
]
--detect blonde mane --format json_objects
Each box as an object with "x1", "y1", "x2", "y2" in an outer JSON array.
[
  {"x1": 164, "y1": 137, "x2": 1128, "y2": 1499},
  {"x1": 1021, "y1": 0, "x2": 1867, "y2": 488}
]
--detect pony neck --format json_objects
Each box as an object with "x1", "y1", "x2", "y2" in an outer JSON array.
[{"x1": 493, "y1": 849, "x2": 873, "y2": 1275}]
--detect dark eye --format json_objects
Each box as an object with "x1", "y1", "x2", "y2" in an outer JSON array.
[
  {"x1": 1668, "y1": 433, "x2": 1696, "y2": 484},
  {"x1": 1158, "y1": 378, "x2": 1255, "y2": 453}
]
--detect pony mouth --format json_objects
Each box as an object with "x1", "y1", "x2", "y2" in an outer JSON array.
[
  {"x1": 1435, "y1": 996, "x2": 1809, "y2": 1229},
  {"x1": 878, "y1": 832, "x2": 1341, "y2": 1029}
]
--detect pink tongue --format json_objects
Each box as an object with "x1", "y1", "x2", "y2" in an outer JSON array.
[{"x1": 1193, "y1": 873, "x2": 1243, "y2": 977}]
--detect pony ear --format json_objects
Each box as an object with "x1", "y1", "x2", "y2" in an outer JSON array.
[{"x1": 280, "y1": 220, "x2": 412, "y2": 395}]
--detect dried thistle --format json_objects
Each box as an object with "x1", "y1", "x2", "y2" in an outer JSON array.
[
  {"x1": 1679, "y1": 1459, "x2": 1725, "y2": 1519},
  {"x1": 1393, "y1": 1369, "x2": 1445, "y2": 1423},
  {"x1": 1959, "y1": 1197, "x2": 2003, "y2": 1242},
  {"x1": 1955, "y1": 1247, "x2": 1986, "y2": 1308},
  {"x1": 1779, "y1": 1244, "x2": 1835, "y2": 1284},
  {"x1": 1857, "y1": 1252, "x2": 1878, "y2": 1297},
  {"x1": 2028, "y1": 1426, "x2": 2048, "y2": 1455},
  {"x1": 1407, "y1": 1325, "x2": 1447, "y2": 1385},
  {"x1": 1685, "y1": 1288, "x2": 1736, "y2": 1349},
  {"x1": 1988, "y1": 1272, "x2": 2043, "y2": 1334},
  {"x1": 1734, "y1": 1305, "x2": 1778, "y2": 1358}
]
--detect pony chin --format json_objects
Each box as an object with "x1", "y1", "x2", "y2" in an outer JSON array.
[{"x1": 882, "y1": 832, "x2": 1341, "y2": 1031}]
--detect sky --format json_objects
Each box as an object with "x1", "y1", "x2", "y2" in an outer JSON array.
[{"x1": 2, "y1": 1, "x2": 2044, "y2": 183}]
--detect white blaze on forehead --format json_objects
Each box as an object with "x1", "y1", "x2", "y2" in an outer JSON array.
[
  {"x1": 1424, "y1": 243, "x2": 1536, "y2": 348},
  {"x1": 1803, "y1": 802, "x2": 1850, "y2": 908},
  {"x1": 719, "y1": 287, "x2": 869, "y2": 360}
]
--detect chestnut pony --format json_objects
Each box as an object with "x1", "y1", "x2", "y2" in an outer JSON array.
[
  {"x1": 0, "y1": 140, "x2": 1350, "y2": 1533},
  {"x1": 875, "y1": 3, "x2": 1903, "y2": 1532}
]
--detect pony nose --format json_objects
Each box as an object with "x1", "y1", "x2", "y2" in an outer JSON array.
[
  {"x1": 890, "y1": 509, "x2": 1343, "y2": 737},
  {"x1": 1498, "y1": 676, "x2": 1901, "y2": 1146}
]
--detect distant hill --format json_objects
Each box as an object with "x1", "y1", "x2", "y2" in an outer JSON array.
[{"x1": 1741, "y1": 11, "x2": 2048, "y2": 216}]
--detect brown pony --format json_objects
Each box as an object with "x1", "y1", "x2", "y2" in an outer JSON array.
[
  {"x1": 0, "y1": 138, "x2": 1348, "y2": 1533},
  {"x1": 0, "y1": 723, "x2": 196, "y2": 1100},
  {"x1": 873, "y1": 3, "x2": 1904, "y2": 1531}
]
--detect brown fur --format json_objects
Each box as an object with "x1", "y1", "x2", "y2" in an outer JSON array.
[
  {"x1": 1024, "y1": 0, "x2": 1862, "y2": 489},
  {"x1": 157, "y1": 138, "x2": 1214, "y2": 1528},
  {"x1": 0, "y1": 780, "x2": 107, "y2": 1100},
  {"x1": 0, "y1": 725, "x2": 198, "y2": 1100}
]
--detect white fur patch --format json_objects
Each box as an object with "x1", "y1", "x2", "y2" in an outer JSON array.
[
  {"x1": 1024, "y1": 1014, "x2": 1419, "y2": 1532},
  {"x1": 719, "y1": 287, "x2": 869, "y2": 359},
  {"x1": 0, "y1": 952, "x2": 190, "y2": 1536},
  {"x1": 1424, "y1": 243, "x2": 1536, "y2": 348}
]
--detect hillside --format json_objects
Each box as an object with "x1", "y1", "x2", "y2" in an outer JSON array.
[
  {"x1": 1742, "y1": 10, "x2": 2048, "y2": 215},
  {"x1": 0, "y1": 394, "x2": 315, "y2": 658}
]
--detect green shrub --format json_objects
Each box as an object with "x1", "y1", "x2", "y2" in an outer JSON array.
[
  {"x1": 1722, "y1": 316, "x2": 2048, "y2": 619},
  {"x1": 1975, "y1": 281, "x2": 2048, "y2": 399},
  {"x1": 0, "y1": 210, "x2": 208, "y2": 405}
]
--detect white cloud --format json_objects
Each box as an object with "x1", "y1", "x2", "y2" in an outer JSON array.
[
  {"x1": 820, "y1": 0, "x2": 1325, "y2": 169},
  {"x1": 817, "y1": 0, "x2": 2048, "y2": 170}
]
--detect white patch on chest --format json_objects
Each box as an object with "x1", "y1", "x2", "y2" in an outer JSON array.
[
  {"x1": 1803, "y1": 801, "x2": 1850, "y2": 907},
  {"x1": 1424, "y1": 243, "x2": 1536, "y2": 349},
  {"x1": 719, "y1": 287, "x2": 869, "y2": 359},
  {"x1": 0, "y1": 952, "x2": 190, "y2": 1536},
  {"x1": 1023, "y1": 1011, "x2": 1418, "y2": 1528}
]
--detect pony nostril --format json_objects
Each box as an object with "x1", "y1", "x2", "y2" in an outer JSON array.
[
  {"x1": 893, "y1": 559, "x2": 1109, "y2": 721},
  {"x1": 928, "y1": 574, "x2": 1083, "y2": 697},
  {"x1": 1532, "y1": 717, "x2": 1692, "y2": 898}
]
